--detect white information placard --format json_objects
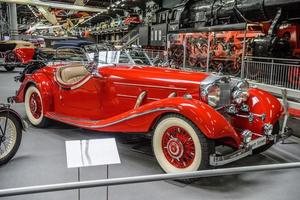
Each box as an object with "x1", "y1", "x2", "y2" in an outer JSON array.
[{"x1": 65, "y1": 138, "x2": 121, "y2": 168}]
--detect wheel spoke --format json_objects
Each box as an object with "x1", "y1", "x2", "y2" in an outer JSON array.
[
  {"x1": 0, "y1": 117, "x2": 17, "y2": 159},
  {"x1": 162, "y1": 126, "x2": 196, "y2": 169}
]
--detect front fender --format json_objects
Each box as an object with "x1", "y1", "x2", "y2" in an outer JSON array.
[
  {"x1": 231, "y1": 88, "x2": 283, "y2": 134},
  {"x1": 122, "y1": 97, "x2": 241, "y2": 146},
  {"x1": 161, "y1": 98, "x2": 241, "y2": 146}
]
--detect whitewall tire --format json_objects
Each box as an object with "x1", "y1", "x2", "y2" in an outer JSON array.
[
  {"x1": 25, "y1": 86, "x2": 49, "y2": 127},
  {"x1": 152, "y1": 114, "x2": 212, "y2": 173}
]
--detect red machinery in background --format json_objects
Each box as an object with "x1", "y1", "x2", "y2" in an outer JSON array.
[{"x1": 168, "y1": 23, "x2": 300, "y2": 81}]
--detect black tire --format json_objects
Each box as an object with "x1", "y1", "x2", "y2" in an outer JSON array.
[
  {"x1": 253, "y1": 122, "x2": 280, "y2": 155},
  {"x1": 152, "y1": 114, "x2": 214, "y2": 174},
  {"x1": 0, "y1": 112, "x2": 22, "y2": 165},
  {"x1": 4, "y1": 66, "x2": 15, "y2": 72}
]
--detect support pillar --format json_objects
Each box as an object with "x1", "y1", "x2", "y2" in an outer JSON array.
[
  {"x1": 9, "y1": 3, "x2": 18, "y2": 39},
  {"x1": 0, "y1": 4, "x2": 3, "y2": 40}
]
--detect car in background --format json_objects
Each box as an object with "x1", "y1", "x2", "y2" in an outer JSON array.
[
  {"x1": 100, "y1": 22, "x2": 110, "y2": 30},
  {"x1": 110, "y1": 17, "x2": 125, "y2": 29},
  {"x1": 110, "y1": 19, "x2": 119, "y2": 29},
  {"x1": 0, "y1": 40, "x2": 35, "y2": 71},
  {"x1": 52, "y1": 40, "x2": 94, "y2": 49},
  {"x1": 123, "y1": 14, "x2": 142, "y2": 25}
]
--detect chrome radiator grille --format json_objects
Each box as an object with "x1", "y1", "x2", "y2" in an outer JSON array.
[{"x1": 218, "y1": 82, "x2": 231, "y2": 107}]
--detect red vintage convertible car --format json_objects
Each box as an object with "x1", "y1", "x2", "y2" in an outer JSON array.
[{"x1": 11, "y1": 58, "x2": 291, "y2": 173}]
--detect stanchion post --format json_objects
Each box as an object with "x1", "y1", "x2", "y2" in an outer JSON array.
[
  {"x1": 106, "y1": 165, "x2": 109, "y2": 200},
  {"x1": 206, "y1": 32, "x2": 211, "y2": 73},
  {"x1": 183, "y1": 35, "x2": 187, "y2": 69},
  {"x1": 77, "y1": 168, "x2": 81, "y2": 200},
  {"x1": 241, "y1": 25, "x2": 248, "y2": 79}
]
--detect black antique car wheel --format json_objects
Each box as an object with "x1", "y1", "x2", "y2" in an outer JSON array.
[
  {"x1": 0, "y1": 112, "x2": 22, "y2": 165},
  {"x1": 4, "y1": 66, "x2": 16, "y2": 72}
]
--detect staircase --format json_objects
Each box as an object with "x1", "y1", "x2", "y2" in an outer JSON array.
[{"x1": 121, "y1": 26, "x2": 140, "y2": 47}]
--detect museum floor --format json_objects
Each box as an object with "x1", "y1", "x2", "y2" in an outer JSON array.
[{"x1": 0, "y1": 69, "x2": 300, "y2": 200}]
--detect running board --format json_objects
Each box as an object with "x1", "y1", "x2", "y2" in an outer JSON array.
[{"x1": 45, "y1": 106, "x2": 179, "y2": 131}]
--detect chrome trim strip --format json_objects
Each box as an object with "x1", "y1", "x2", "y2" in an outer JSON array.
[
  {"x1": 117, "y1": 94, "x2": 161, "y2": 101},
  {"x1": 117, "y1": 94, "x2": 136, "y2": 99},
  {"x1": 148, "y1": 97, "x2": 161, "y2": 101},
  {"x1": 47, "y1": 107, "x2": 179, "y2": 129},
  {"x1": 200, "y1": 75, "x2": 230, "y2": 87},
  {"x1": 114, "y1": 82, "x2": 187, "y2": 91}
]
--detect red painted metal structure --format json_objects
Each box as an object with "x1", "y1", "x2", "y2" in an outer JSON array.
[{"x1": 169, "y1": 23, "x2": 300, "y2": 74}]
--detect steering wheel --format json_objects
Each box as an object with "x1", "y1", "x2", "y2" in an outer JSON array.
[{"x1": 133, "y1": 59, "x2": 144, "y2": 65}]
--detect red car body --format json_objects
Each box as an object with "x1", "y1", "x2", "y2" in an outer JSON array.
[
  {"x1": 13, "y1": 63, "x2": 289, "y2": 173},
  {"x1": 13, "y1": 48, "x2": 36, "y2": 64},
  {"x1": 123, "y1": 15, "x2": 142, "y2": 25}
]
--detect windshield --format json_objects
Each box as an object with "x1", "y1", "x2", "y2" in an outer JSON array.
[
  {"x1": 127, "y1": 50, "x2": 152, "y2": 65},
  {"x1": 87, "y1": 48, "x2": 153, "y2": 66},
  {"x1": 51, "y1": 45, "x2": 154, "y2": 67},
  {"x1": 54, "y1": 47, "x2": 89, "y2": 63}
]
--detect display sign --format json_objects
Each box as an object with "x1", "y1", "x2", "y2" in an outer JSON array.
[
  {"x1": 0, "y1": 58, "x2": 4, "y2": 64},
  {"x1": 65, "y1": 138, "x2": 121, "y2": 168}
]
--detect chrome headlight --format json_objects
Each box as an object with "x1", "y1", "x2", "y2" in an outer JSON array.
[
  {"x1": 232, "y1": 80, "x2": 249, "y2": 104},
  {"x1": 202, "y1": 84, "x2": 221, "y2": 108}
]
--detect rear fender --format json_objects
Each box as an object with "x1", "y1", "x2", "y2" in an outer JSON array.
[{"x1": 16, "y1": 71, "x2": 54, "y2": 113}]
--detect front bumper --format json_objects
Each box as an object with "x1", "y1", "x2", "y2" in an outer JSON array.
[{"x1": 209, "y1": 127, "x2": 293, "y2": 166}]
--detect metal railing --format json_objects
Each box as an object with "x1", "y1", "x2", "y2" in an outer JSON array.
[
  {"x1": 142, "y1": 49, "x2": 168, "y2": 66},
  {"x1": 0, "y1": 162, "x2": 300, "y2": 197},
  {"x1": 243, "y1": 56, "x2": 300, "y2": 91}
]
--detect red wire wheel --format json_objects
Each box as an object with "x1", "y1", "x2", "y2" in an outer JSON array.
[
  {"x1": 161, "y1": 126, "x2": 195, "y2": 168},
  {"x1": 29, "y1": 92, "x2": 42, "y2": 119},
  {"x1": 25, "y1": 86, "x2": 49, "y2": 128},
  {"x1": 153, "y1": 115, "x2": 212, "y2": 173}
]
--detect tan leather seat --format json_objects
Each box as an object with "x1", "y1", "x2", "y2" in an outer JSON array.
[{"x1": 56, "y1": 64, "x2": 89, "y2": 85}]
